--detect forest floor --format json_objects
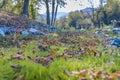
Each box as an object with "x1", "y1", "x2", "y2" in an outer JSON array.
[
  {"x1": 0, "y1": 31, "x2": 120, "y2": 80},
  {"x1": 0, "y1": 12, "x2": 120, "y2": 80},
  {"x1": 0, "y1": 11, "x2": 58, "y2": 36},
  {"x1": 0, "y1": 11, "x2": 41, "y2": 28}
]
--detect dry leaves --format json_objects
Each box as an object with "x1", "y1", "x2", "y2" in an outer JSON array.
[{"x1": 65, "y1": 69, "x2": 120, "y2": 80}]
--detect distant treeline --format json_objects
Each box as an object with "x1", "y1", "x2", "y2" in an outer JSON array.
[{"x1": 55, "y1": 0, "x2": 120, "y2": 29}]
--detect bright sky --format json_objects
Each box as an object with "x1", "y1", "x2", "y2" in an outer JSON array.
[{"x1": 39, "y1": 0, "x2": 100, "y2": 14}]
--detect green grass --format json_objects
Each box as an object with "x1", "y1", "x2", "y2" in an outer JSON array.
[
  {"x1": 0, "y1": 32, "x2": 120, "y2": 80},
  {"x1": 0, "y1": 49, "x2": 120, "y2": 80}
]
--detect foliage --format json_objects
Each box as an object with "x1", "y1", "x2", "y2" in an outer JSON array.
[
  {"x1": 56, "y1": 11, "x2": 92, "y2": 29},
  {"x1": 55, "y1": 16, "x2": 68, "y2": 28},
  {"x1": 56, "y1": 0, "x2": 120, "y2": 29},
  {"x1": 104, "y1": 0, "x2": 120, "y2": 24},
  {"x1": 0, "y1": 0, "x2": 40, "y2": 19}
]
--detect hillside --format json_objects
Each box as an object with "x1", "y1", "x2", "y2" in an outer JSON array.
[{"x1": 0, "y1": 11, "x2": 58, "y2": 36}]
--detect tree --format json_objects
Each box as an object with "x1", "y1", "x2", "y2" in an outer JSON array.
[
  {"x1": 56, "y1": 16, "x2": 67, "y2": 28},
  {"x1": 77, "y1": 0, "x2": 97, "y2": 26},
  {"x1": 29, "y1": 0, "x2": 40, "y2": 20},
  {"x1": 0, "y1": 0, "x2": 6, "y2": 10},
  {"x1": 103, "y1": 0, "x2": 120, "y2": 24},
  {"x1": 68, "y1": 11, "x2": 81, "y2": 28},
  {"x1": 87, "y1": 0, "x2": 95, "y2": 26},
  {"x1": 95, "y1": 0, "x2": 106, "y2": 27},
  {"x1": 43, "y1": 0, "x2": 50, "y2": 25},
  {"x1": 11, "y1": 0, "x2": 24, "y2": 14},
  {"x1": 22, "y1": 0, "x2": 29, "y2": 17},
  {"x1": 41, "y1": 0, "x2": 66, "y2": 25},
  {"x1": 0, "y1": 0, "x2": 40, "y2": 19},
  {"x1": 0, "y1": 0, "x2": 14, "y2": 11},
  {"x1": 53, "y1": 0, "x2": 66, "y2": 26},
  {"x1": 51, "y1": 0, "x2": 55, "y2": 25}
]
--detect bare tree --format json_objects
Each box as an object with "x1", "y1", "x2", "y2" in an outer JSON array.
[
  {"x1": 41, "y1": 0, "x2": 66, "y2": 25},
  {"x1": 88, "y1": 0, "x2": 95, "y2": 26},
  {"x1": 53, "y1": 0, "x2": 66, "y2": 26}
]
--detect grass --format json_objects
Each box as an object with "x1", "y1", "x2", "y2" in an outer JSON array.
[
  {"x1": 0, "y1": 32, "x2": 120, "y2": 80},
  {"x1": 1, "y1": 53, "x2": 120, "y2": 80}
]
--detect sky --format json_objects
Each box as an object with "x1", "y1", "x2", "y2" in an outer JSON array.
[{"x1": 39, "y1": 0, "x2": 100, "y2": 14}]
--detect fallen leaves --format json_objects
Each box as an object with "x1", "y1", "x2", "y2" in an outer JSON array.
[
  {"x1": 58, "y1": 32, "x2": 104, "y2": 57},
  {"x1": 72, "y1": 69, "x2": 87, "y2": 77},
  {"x1": 38, "y1": 45, "x2": 48, "y2": 51},
  {"x1": 27, "y1": 56, "x2": 53, "y2": 66},
  {"x1": 49, "y1": 49, "x2": 57, "y2": 54},
  {"x1": 10, "y1": 52, "x2": 25, "y2": 60},
  {"x1": 0, "y1": 31, "x2": 119, "y2": 80},
  {"x1": 21, "y1": 45, "x2": 27, "y2": 50},
  {"x1": 65, "y1": 69, "x2": 120, "y2": 80},
  {"x1": 0, "y1": 11, "x2": 37, "y2": 28}
]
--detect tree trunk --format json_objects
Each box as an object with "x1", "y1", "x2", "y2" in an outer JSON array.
[
  {"x1": 3, "y1": 0, "x2": 6, "y2": 10},
  {"x1": 51, "y1": 0, "x2": 55, "y2": 26},
  {"x1": 96, "y1": 10, "x2": 101, "y2": 28},
  {"x1": 96, "y1": 0, "x2": 106, "y2": 27},
  {"x1": 45, "y1": 0, "x2": 50, "y2": 25},
  {"x1": 23, "y1": 0, "x2": 29, "y2": 17},
  {"x1": 88, "y1": 0, "x2": 95, "y2": 26},
  {"x1": 91, "y1": 6, "x2": 95, "y2": 26},
  {"x1": 102, "y1": 10, "x2": 108, "y2": 25},
  {"x1": 53, "y1": 3, "x2": 58, "y2": 26}
]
